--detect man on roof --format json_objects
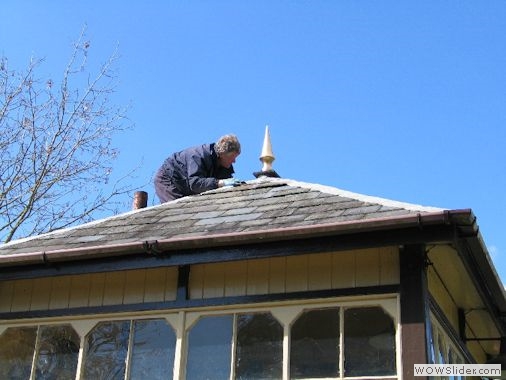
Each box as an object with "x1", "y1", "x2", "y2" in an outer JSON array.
[{"x1": 154, "y1": 134, "x2": 242, "y2": 202}]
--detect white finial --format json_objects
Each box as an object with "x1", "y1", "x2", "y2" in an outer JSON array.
[
  {"x1": 260, "y1": 125, "x2": 275, "y2": 172},
  {"x1": 254, "y1": 125, "x2": 280, "y2": 178}
]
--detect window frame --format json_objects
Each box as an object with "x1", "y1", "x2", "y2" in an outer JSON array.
[
  {"x1": 429, "y1": 314, "x2": 467, "y2": 366},
  {"x1": 0, "y1": 295, "x2": 400, "y2": 380}
]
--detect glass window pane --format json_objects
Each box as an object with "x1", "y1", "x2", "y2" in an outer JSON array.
[
  {"x1": 81, "y1": 320, "x2": 130, "y2": 380},
  {"x1": 290, "y1": 308, "x2": 340, "y2": 379},
  {"x1": 35, "y1": 325, "x2": 80, "y2": 380},
  {"x1": 186, "y1": 315, "x2": 233, "y2": 380},
  {"x1": 344, "y1": 306, "x2": 396, "y2": 377},
  {"x1": 0, "y1": 327, "x2": 37, "y2": 379},
  {"x1": 426, "y1": 319, "x2": 437, "y2": 364},
  {"x1": 448, "y1": 348, "x2": 455, "y2": 364},
  {"x1": 129, "y1": 319, "x2": 176, "y2": 379},
  {"x1": 437, "y1": 333, "x2": 447, "y2": 364},
  {"x1": 235, "y1": 313, "x2": 283, "y2": 379}
]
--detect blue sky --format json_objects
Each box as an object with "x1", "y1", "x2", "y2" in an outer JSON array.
[{"x1": 2, "y1": 1, "x2": 505, "y2": 281}]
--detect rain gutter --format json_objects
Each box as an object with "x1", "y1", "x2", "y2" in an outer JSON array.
[{"x1": 0, "y1": 209, "x2": 475, "y2": 268}]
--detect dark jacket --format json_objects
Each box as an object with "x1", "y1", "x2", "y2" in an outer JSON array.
[{"x1": 154, "y1": 143, "x2": 234, "y2": 202}]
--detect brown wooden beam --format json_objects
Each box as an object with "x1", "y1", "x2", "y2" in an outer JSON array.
[
  {"x1": 177, "y1": 265, "x2": 190, "y2": 301},
  {"x1": 400, "y1": 244, "x2": 429, "y2": 379}
]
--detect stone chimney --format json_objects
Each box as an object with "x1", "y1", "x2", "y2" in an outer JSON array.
[{"x1": 254, "y1": 125, "x2": 280, "y2": 178}]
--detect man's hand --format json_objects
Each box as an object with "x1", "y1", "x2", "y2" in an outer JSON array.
[{"x1": 219, "y1": 178, "x2": 243, "y2": 187}]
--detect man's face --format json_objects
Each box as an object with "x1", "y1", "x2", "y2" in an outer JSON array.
[{"x1": 218, "y1": 152, "x2": 240, "y2": 168}]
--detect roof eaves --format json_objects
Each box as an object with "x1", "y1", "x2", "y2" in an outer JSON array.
[{"x1": 0, "y1": 208, "x2": 472, "y2": 268}]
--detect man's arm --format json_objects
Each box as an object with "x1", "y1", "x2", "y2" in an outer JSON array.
[{"x1": 186, "y1": 152, "x2": 219, "y2": 194}]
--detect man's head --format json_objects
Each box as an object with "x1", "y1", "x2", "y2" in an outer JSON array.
[{"x1": 215, "y1": 134, "x2": 241, "y2": 168}]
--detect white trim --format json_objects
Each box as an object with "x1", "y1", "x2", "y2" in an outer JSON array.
[
  {"x1": 0, "y1": 295, "x2": 401, "y2": 380},
  {"x1": 230, "y1": 314, "x2": 238, "y2": 380},
  {"x1": 172, "y1": 312, "x2": 186, "y2": 380}
]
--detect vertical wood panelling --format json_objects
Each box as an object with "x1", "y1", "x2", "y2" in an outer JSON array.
[
  {"x1": 308, "y1": 253, "x2": 332, "y2": 291},
  {"x1": 356, "y1": 249, "x2": 380, "y2": 287},
  {"x1": 0, "y1": 247, "x2": 400, "y2": 311},
  {"x1": 286, "y1": 255, "x2": 308, "y2": 292},
  {"x1": 331, "y1": 251, "x2": 355, "y2": 288},
  {"x1": 268, "y1": 257, "x2": 286, "y2": 294},
  {"x1": 88, "y1": 272, "x2": 106, "y2": 307},
  {"x1": 143, "y1": 267, "x2": 168, "y2": 303},
  {"x1": 68, "y1": 274, "x2": 91, "y2": 309},
  {"x1": 49, "y1": 276, "x2": 71, "y2": 309},
  {"x1": 224, "y1": 261, "x2": 247, "y2": 297},
  {"x1": 30, "y1": 278, "x2": 52, "y2": 311},
  {"x1": 246, "y1": 259, "x2": 269, "y2": 295},
  {"x1": 10, "y1": 279, "x2": 33, "y2": 312},
  {"x1": 103, "y1": 272, "x2": 126, "y2": 305},
  {"x1": 380, "y1": 246, "x2": 400, "y2": 285},
  {"x1": 123, "y1": 270, "x2": 146, "y2": 304},
  {"x1": 164, "y1": 267, "x2": 178, "y2": 301},
  {"x1": 187, "y1": 248, "x2": 400, "y2": 300},
  {"x1": 189, "y1": 265, "x2": 204, "y2": 299},
  {"x1": 202, "y1": 264, "x2": 225, "y2": 298},
  {"x1": 0, "y1": 281, "x2": 14, "y2": 312}
]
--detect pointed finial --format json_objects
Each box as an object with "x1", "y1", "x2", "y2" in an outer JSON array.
[
  {"x1": 254, "y1": 125, "x2": 280, "y2": 178},
  {"x1": 260, "y1": 125, "x2": 275, "y2": 171}
]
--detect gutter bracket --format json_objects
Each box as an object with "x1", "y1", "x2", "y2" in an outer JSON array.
[
  {"x1": 143, "y1": 240, "x2": 162, "y2": 256},
  {"x1": 417, "y1": 213, "x2": 423, "y2": 230}
]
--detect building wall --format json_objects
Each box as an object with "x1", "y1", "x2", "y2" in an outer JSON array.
[
  {"x1": 0, "y1": 267, "x2": 179, "y2": 314},
  {"x1": 0, "y1": 246, "x2": 402, "y2": 379},
  {"x1": 0, "y1": 247, "x2": 399, "y2": 316},
  {"x1": 190, "y1": 246, "x2": 400, "y2": 299}
]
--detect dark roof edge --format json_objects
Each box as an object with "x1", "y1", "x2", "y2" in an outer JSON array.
[
  {"x1": 462, "y1": 232, "x2": 506, "y2": 316},
  {"x1": 0, "y1": 209, "x2": 473, "y2": 268}
]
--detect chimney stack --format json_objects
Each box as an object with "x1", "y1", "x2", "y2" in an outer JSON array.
[
  {"x1": 132, "y1": 191, "x2": 148, "y2": 210},
  {"x1": 254, "y1": 125, "x2": 280, "y2": 178}
]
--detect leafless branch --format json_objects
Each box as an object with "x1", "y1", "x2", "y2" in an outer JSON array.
[{"x1": 0, "y1": 28, "x2": 135, "y2": 243}]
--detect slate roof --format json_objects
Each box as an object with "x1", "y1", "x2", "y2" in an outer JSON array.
[{"x1": 0, "y1": 177, "x2": 444, "y2": 258}]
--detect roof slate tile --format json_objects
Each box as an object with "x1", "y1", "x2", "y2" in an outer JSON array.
[{"x1": 0, "y1": 178, "x2": 444, "y2": 256}]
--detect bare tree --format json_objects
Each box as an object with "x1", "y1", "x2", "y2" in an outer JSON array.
[{"x1": 0, "y1": 31, "x2": 134, "y2": 243}]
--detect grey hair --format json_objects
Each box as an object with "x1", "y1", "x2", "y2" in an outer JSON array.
[{"x1": 215, "y1": 134, "x2": 241, "y2": 155}]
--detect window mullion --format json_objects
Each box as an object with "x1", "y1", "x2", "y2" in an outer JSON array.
[
  {"x1": 339, "y1": 307, "x2": 344, "y2": 379},
  {"x1": 73, "y1": 320, "x2": 97, "y2": 380},
  {"x1": 283, "y1": 323, "x2": 290, "y2": 380},
  {"x1": 172, "y1": 311, "x2": 187, "y2": 380},
  {"x1": 29, "y1": 325, "x2": 41, "y2": 380},
  {"x1": 124, "y1": 320, "x2": 135, "y2": 380},
  {"x1": 230, "y1": 314, "x2": 237, "y2": 380}
]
